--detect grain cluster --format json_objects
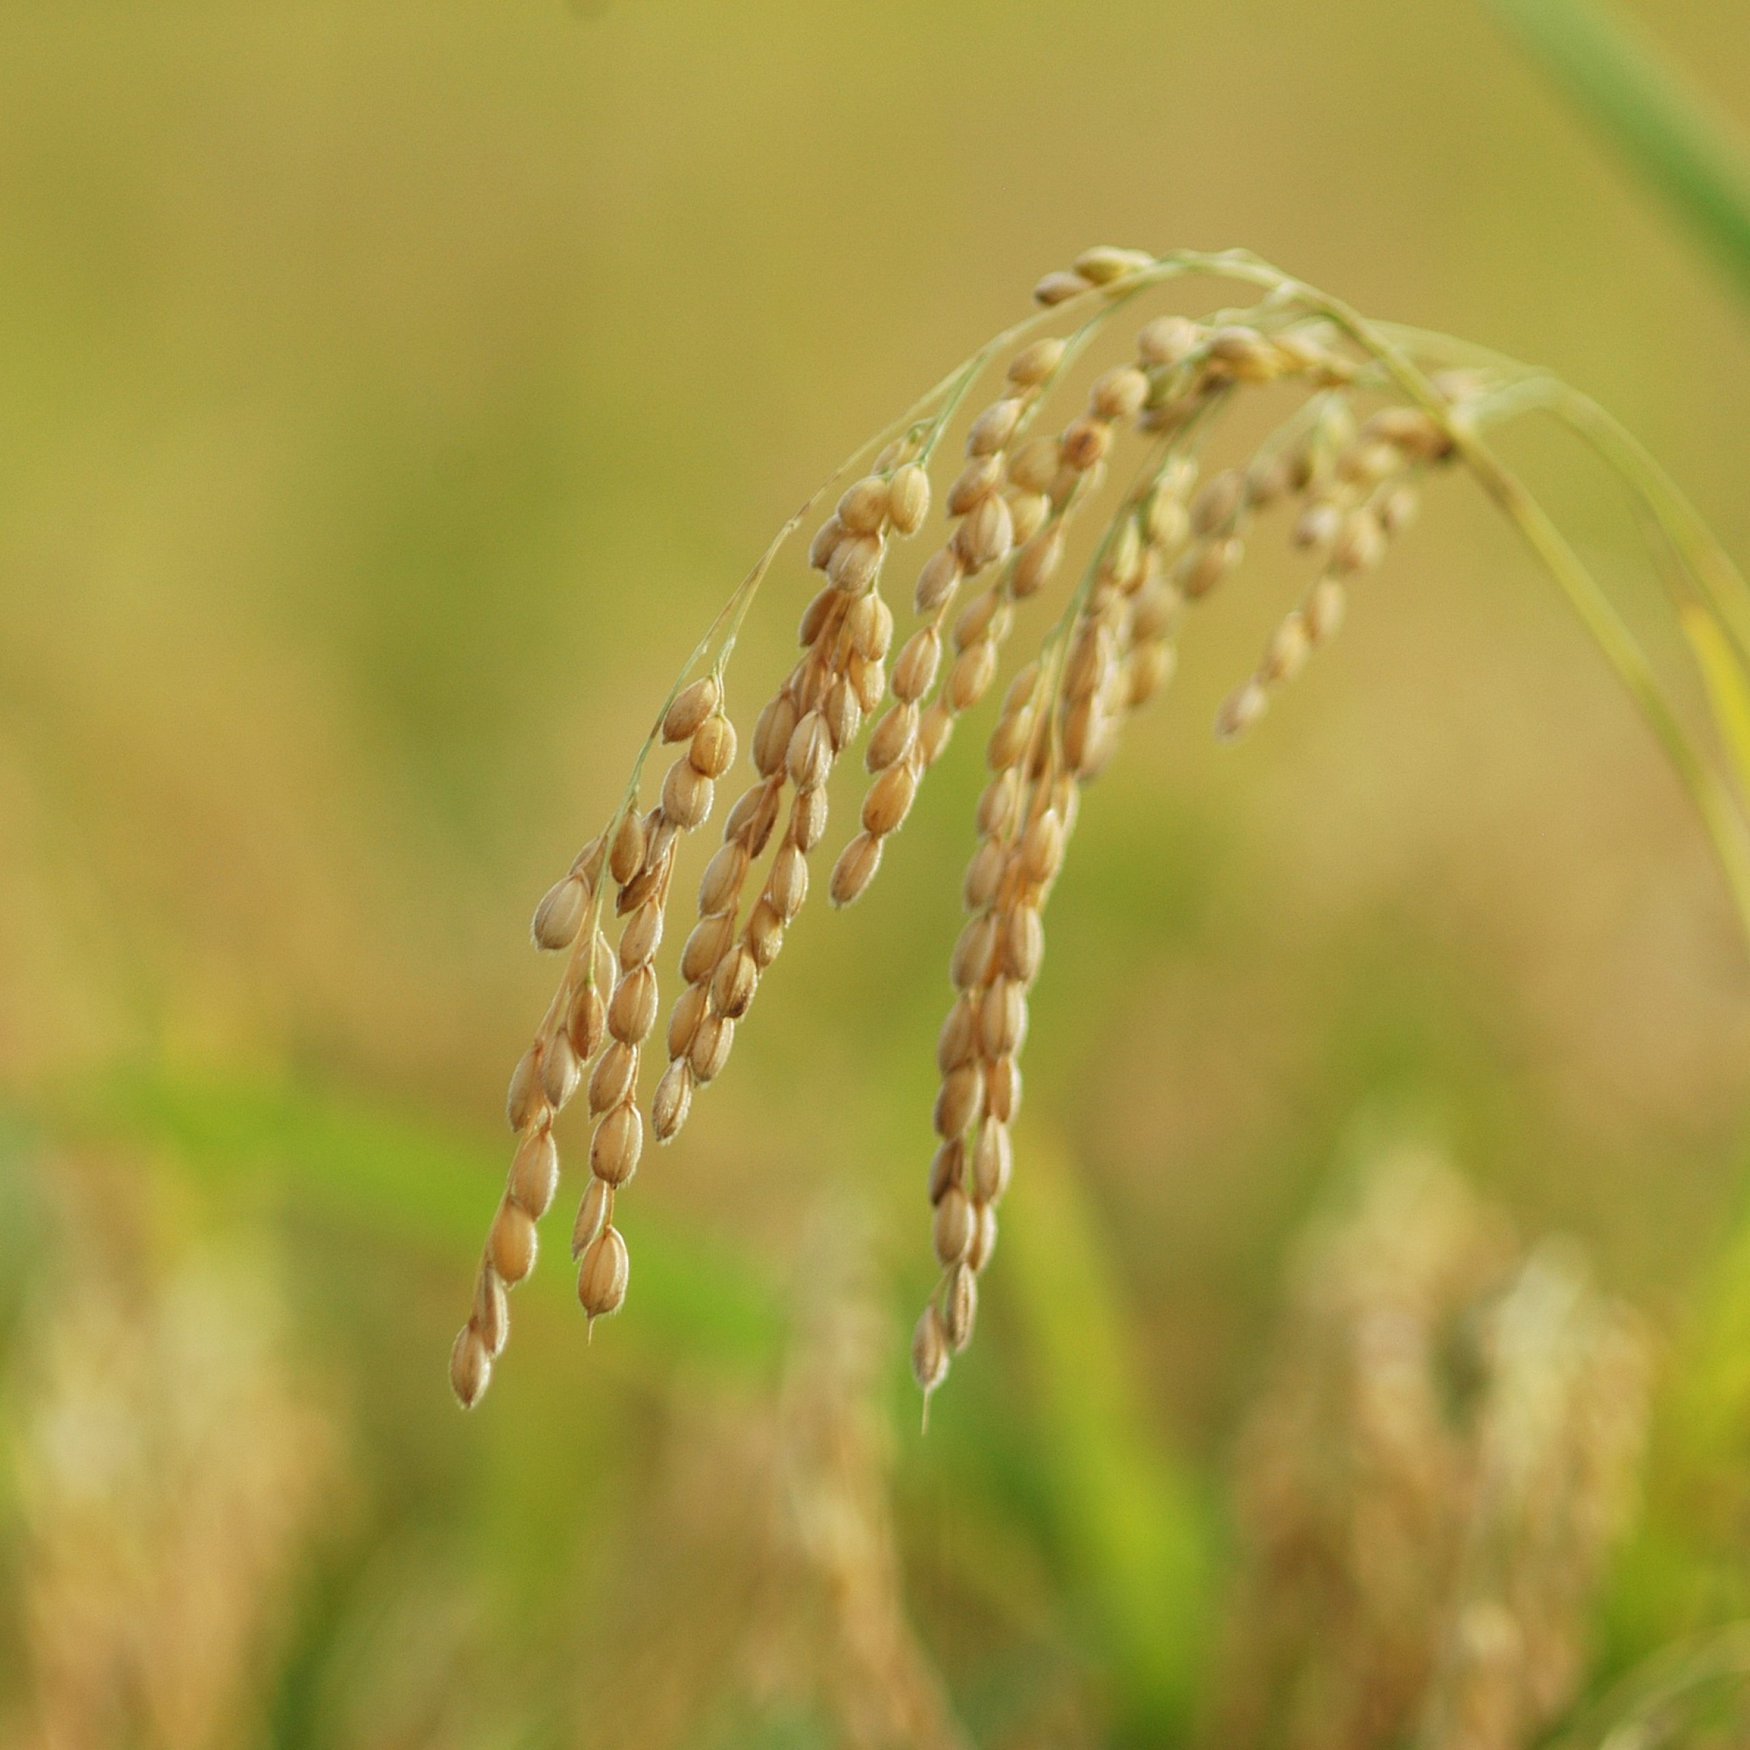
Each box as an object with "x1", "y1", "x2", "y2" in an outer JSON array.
[{"x1": 450, "y1": 245, "x2": 1622, "y2": 1411}]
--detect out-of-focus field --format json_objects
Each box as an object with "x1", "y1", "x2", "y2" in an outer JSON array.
[{"x1": 3, "y1": 3, "x2": 1750, "y2": 1745}]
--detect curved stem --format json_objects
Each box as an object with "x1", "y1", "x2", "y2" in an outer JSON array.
[
  {"x1": 1155, "y1": 250, "x2": 1750, "y2": 942},
  {"x1": 1371, "y1": 319, "x2": 1750, "y2": 668}
]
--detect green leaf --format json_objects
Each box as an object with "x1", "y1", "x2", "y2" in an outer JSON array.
[
  {"x1": 999, "y1": 1131, "x2": 1217, "y2": 1741},
  {"x1": 1681, "y1": 601, "x2": 1750, "y2": 801},
  {"x1": 30, "y1": 1059, "x2": 787, "y2": 1379},
  {"x1": 1487, "y1": 0, "x2": 1750, "y2": 306}
]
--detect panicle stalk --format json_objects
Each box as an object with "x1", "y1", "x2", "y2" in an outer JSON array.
[{"x1": 453, "y1": 245, "x2": 1750, "y2": 1409}]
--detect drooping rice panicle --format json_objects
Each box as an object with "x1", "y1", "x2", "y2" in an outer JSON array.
[{"x1": 454, "y1": 245, "x2": 1750, "y2": 1408}]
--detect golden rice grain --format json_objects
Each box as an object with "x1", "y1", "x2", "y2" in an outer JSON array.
[{"x1": 456, "y1": 245, "x2": 1583, "y2": 1409}]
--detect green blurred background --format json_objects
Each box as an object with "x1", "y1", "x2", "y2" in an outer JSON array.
[{"x1": 3, "y1": 2, "x2": 1750, "y2": 1745}]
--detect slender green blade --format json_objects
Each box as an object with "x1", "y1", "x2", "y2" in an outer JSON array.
[
  {"x1": 1001, "y1": 1132, "x2": 1215, "y2": 1740},
  {"x1": 1682, "y1": 602, "x2": 1750, "y2": 801},
  {"x1": 31, "y1": 1060, "x2": 788, "y2": 1378},
  {"x1": 1488, "y1": 0, "x2": 1750, "y2": 305}
]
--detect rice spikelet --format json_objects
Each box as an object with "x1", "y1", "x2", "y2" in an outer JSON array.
[{"x1": 454, "y1": 244, "x2": 1750, "y2": 1407}]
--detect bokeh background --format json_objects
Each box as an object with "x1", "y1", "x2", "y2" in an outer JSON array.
[{"x1": 4, "y1": 2, "x2": 1750, "y2": 1745}]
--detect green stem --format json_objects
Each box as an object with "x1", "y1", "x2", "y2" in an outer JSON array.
[
  {"x1": 1370, "y1": 319, "x2": 1750, "y2": 668},
  {"x1": 1163, "y1": 250, "x2": 1750, "y2": 944}
]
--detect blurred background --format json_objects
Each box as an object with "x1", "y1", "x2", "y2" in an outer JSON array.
[{"x1": 3, "y1": 1, "x2": 1750, "y2": 1745}]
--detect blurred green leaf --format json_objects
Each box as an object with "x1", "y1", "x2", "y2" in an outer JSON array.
[
  {"x1": 1488, "y1": 0, "x2": 1750, "y2": 305},
  {"x1": 1682, "y1": 602, "x2": 1750, "y2": 801},
  {"x1": 32, "y1": 1060, "x2": 787, "y2": 1381},
  {"x1": 1604, "y1": 1166, "x2": 1750, "y2": 1665},
  {"x1": 1001, "y1": 1132, "x2": 1217, "y2": 1743}
]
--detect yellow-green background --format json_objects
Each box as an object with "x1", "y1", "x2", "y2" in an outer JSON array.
[{"x1": 3, "y1": 2, "x2": 1749, "y2": 1745}]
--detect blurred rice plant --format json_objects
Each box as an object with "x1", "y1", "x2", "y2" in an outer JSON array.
[
  {"x1": 0, "y1": 1149, "x2": 342, "y2": 1750},
  {"x1": 1211, "y1": 1144, "x2": 1651, "y2": 1750}
]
